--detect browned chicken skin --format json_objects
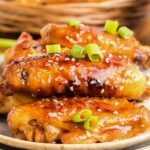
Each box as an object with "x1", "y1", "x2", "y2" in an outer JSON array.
[
  {"x1": 16, "y1": 0, "x2": 106, "y2": 4},
  {"x1": 2, "y1": 22, "x2": 150, "y2": 145},
  {"x1": 2, "y1": 54, "x2": 146, "y2": 98},
  {"x1": 2, "y1": 24, "x2": 150, "y2": 69},
  {"x1": 41, "y1": 24, "x2": 150, "y2": 68},
  {"x1": 8, "y1": 97, "x2": 150, "y2": 144},
  {"x1": 2, "y1": 32, "x2": 44, "y2": 69}
]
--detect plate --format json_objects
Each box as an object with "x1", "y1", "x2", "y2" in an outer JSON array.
[{"x1": 0, "y1": 55, "x2": 150, "y2": 150}]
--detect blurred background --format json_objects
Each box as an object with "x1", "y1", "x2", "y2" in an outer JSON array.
[{"x1": 0, "y1": 0, "x2": 150, "y2": 48}]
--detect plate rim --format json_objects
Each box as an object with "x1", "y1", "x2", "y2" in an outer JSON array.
[{"x1": 1, "y1": 130, "x2": 150, "y2": 150}]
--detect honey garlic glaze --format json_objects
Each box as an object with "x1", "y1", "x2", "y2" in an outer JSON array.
[{"x1": 2, "y1": 54, "x2": 146, "y2": 98}]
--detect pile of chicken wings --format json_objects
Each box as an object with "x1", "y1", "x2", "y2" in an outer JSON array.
[{"x1": 0, "y1": 22, "x2": 150, "y2": 144}]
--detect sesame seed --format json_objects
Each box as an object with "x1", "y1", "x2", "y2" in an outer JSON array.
[
  {"x1": 85, "y1": 131, "x2": 91, "y2": 137},
  {"x1": 105, "y1": 80, "x2": 110, "y2": 85},
  {"x1": 108, "y1": 54, "x2": 112, "y2": 58},
  {"x1": 53, "y1": 99, "x2": 58, "y2": 103},
  {"x1": 101, "y1": 89, "x2": 104, "y2": 94},
  {"x1": 59, "y1": 103, "x2": 64, "y2": 106},
  {"x1": 70, "y1": 86, "x2": 74, "y2": 91},
  {"x1": 69, "y1": 38, "x2": 76, "y2": 44},
  {"x1": 45, "y1": 63, "x2": 51, "y2": 67},
  {"x1": 48, "y1": 113, "x2": 57, "y2": 117},
  {"x1": 105, "y1": 58, "x2": 110, "y2": 63},
  {"x1": 76, "y1": 33, "x2": 80, "y2": 39},
  {"x1": 54, "y1": 54, "x2": 60, "y2": 56},
  {"x1": 97, "y1": 35, "x2": 103, "y2": 41},
  {"x1": 65, "y1": 58, "x2": 70, "y2": 61},
  {"x1": 115, "y1": 101, "x2": 119, "y2": 106},
  {"x1": 105, "y1": 40, "x2": 109, "y2": 45},
  {"x1": 58, "y1": 112, "x2": 63, "y2": 116},
  {"x1": 97, "y1": 108, "x2": 102, "y2": 112},
  {"x1": 66, "y1": 36, "x2": 70, "y2": 40},
  {"x1": 55, "y1": 57, "x2": 59, "y2": 61},
  {"x1": 113, "y1": 111, "x2": 118, "y2": 115},
  {"x1": 90, "y1": 80, "x2": 96, "y2": 84},
  {"x1": 48, "y1": 60, "x2": 53, "y2": 63},
  {"x1": 80, "y1": 24, "x2": 85, "y2": 27},
  {"x1": 97, "y1": 79, "x2": 101, "y2": 84},
  {"x1": 40, "y1": 105, "x2": 44, "y2": 108},
  {"x1": 120, "y1": 86, "x2": 124, "y2": 91},
  {"x1": 71, "y1": 58, "x2": 76, "y2": 62},
  {"x1": 59, "y1": 67, "x2": 64, "y2": 71}
]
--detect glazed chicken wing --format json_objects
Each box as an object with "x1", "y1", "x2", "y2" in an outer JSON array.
[
  {"x1": 2, "y1": 55, "x2": 146, "y2": 98},
  {"x1": 7, "y1": 97, "x2": 150, "y2": 143},
  {"x1": 0, "y1": 93, "x2": 35, "y2": 113},
  {"x1": 3, "y1": 24, "x2": 150, "y2": 69},
  {"x1": 2, "y1": 32, "x2": 43, "y2": 69},
  {"x1": 16, "y1": 0, "x2": 106, "y2": 4},
  {"x1": 40, "y1": 24, "x2": 150, "y2": 68}
]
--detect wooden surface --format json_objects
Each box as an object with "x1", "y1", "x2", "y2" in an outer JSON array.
[{"x1": 0, "y1": 0, "x2": 149, "y2": 38}]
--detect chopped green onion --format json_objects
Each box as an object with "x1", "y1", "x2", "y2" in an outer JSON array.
[
  {"x1": 0, "y1": 52, "x2": 4, "y2": 56},
  {"x1": 0, "y1": 38, "x2": 16, "y2": 48},
  {"x1": 85, "y1": 43, "x2": 103, "y2": 62},
  {"x1": 84, "y1": 116, "x2": 98, "y2": 131},
  {"x1": 46, "y1": 44, "x2": 61, "y2": 54},
  {"x1": 71, "y1": 45, "x2": 85, "y2": 59},
  {"x1": 67, "y1": 20, "x2": 81, "y2": 27},
  {"x1": 73, "y1": 109, "x2": 92, "y2": 123},
  {"x1": 31, "y1": 53, "x2": 42, "y2": 57},
  {"x1": 117, "y1": 26, "x2": 134, "y2": 39},
  {"x1": 104, "y1": 20, "x2": 119, "y2": 34}
]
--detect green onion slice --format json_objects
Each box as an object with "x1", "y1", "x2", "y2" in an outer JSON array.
[
  {"x1": 84, "y1": 116, "x2": 98, "y2": 131},
  {"x1": 31, "y1": 53, "x2": 42, "y2": 57},
  {"x1": 71, "y1": 45, "x2": 85, "y2": 59},
  {"x1": 85, "y1": 43, "x2": 103, "y2": 62},
  {"x1": 73, "y1": 109, "x2": 92, "y2": 123},
  {"x1": 67, "y1": 20, "x2": 81, "y2": 27},
  {"x1": 117, "y1": 26, "x2": 134, "y2": 39},
  {"x1": 0, "y1": 52, "x2": 4, "y2": 56},
  {"x1": 104, "y1": 20, "x2": 119, "y2": 34},
  {"x1": 0, "y1": 38, "x2": 16, "y2": 48},
  {"x1": 46, "y1": 44, "x2": 61, "y2": 54}
]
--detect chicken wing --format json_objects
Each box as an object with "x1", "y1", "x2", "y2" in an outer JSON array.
[
  {"x1": 2, "y1": 54, "x2": 146, "y2": 98},
  {"x1": 40, "y1": 24, "x2": 150, "y2": 68},
  {"x1": 3, "y1": 24, "x2": 150, "y2": 69},
  {"x1": 7, "y1": 97, "x2": 150, "y2": 143},
  {"x1": 16, "y1": 0, "x2": 106, "y2": 4},
  {"x1": 2, "y1": 32, "x2": 44, "y2": 69},
  {"x1": 0, "y1": 93, "x2": 35, "y2": 113}
]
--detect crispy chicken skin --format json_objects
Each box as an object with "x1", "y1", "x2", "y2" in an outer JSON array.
[
  {"x1": 2, "y1": 32, "x2": 43, "y2": 69},
  {"x1": 7, "y1": 97, "x2": 150, "y2": 143},
  {"x1": 2, "y1": 24, "x2": 150, "y2": 69},
  {"x1": 40, "y1": 24, "x2": 150, "y2": 68},
  {"x1": 0, "y1": 93, "x2": 35, "y2": 113},
  {"x1": 2, "y1": 55, "x2": 146, "y2": 98},
  {"x1": 16, "y1": 0, "x2": 105, "y2": 4}
]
